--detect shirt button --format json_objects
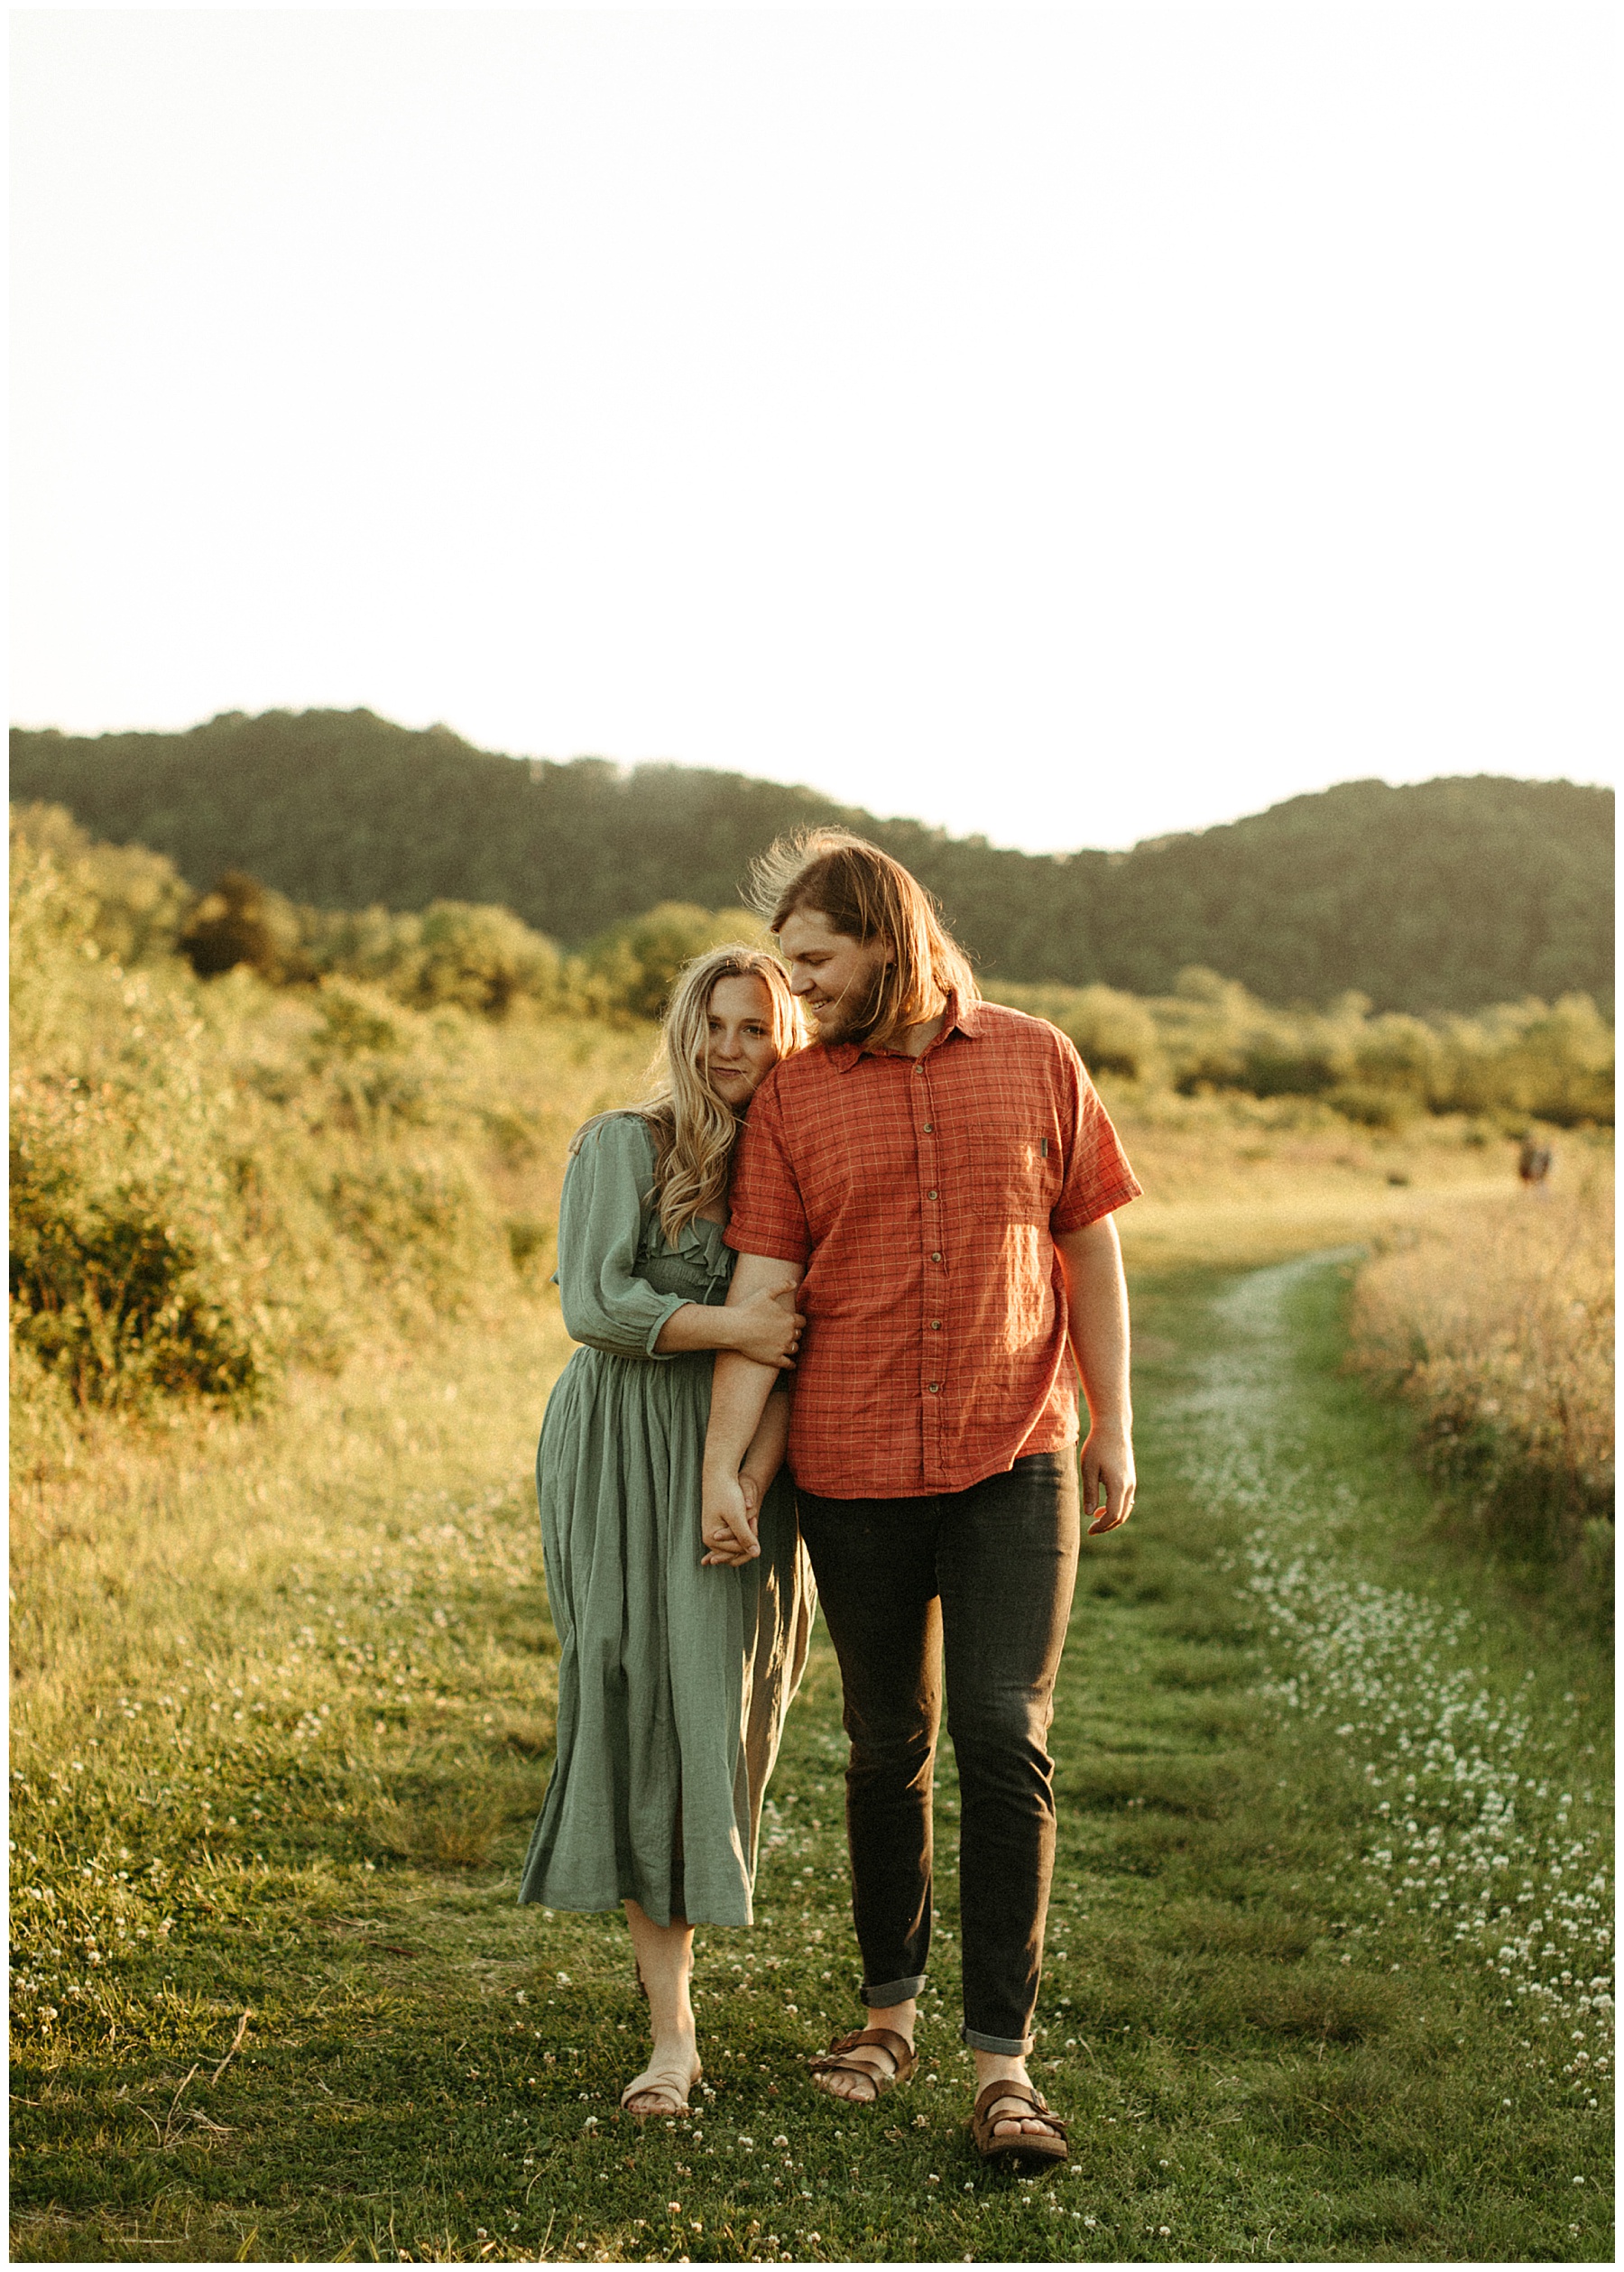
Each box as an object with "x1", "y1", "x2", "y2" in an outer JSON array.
[
  {"x1": 930, "y1": 1251, "x2": 943, "y2": 1263},
  {"x1": 927, "y1": 1382, "x2": 941, "y2": 1393},
  {"x1": 926, "y1": 1188, "x2": 937, "y2": 1200},
  {"x1": 922, "y1": 1122, "x2": 933, "y2": 1132},
  {"x1": 929, "y1": 1320, "x2": 942, "y2": 1331}
]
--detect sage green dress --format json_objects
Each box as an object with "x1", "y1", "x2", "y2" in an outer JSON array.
[{"x1": 518, "y1": 1113, "x2": 814, "y2": 1929}]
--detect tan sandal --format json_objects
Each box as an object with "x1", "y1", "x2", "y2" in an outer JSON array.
[
  {"x1": 620, "y1": 2051, "x2": 702, "y2": 2117},
  {"x1": 970, "y1": 2078, "x2": 1069, "y2": 2167},
  {"x1": 807, "y1": 2027, "x2": 918, "y2": 2103}
]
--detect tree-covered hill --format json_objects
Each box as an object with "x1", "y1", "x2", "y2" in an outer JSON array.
[{"x1": 10, "y1": 709, "x2": 1611, "y2": 1012}]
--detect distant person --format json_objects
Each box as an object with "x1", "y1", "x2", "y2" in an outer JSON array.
[
  {"x1": 1518, "y1": 1134, "x2": 1554, "y2": 1190},
  {"x1": 700, "y1": 832, "x2": 1140, "y2": 2170},
  {"x1": 519, "y1": 947, "x2": 815, "y2": 2118}
]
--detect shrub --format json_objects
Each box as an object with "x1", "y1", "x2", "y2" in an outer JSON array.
[
  {"x1": 982, "y1": 970, "x2": 1613, "y2": 1130},
  {"x1": 9, "y1": 1164, "x2": 263, "y2": 1408},
  {"x1": 180, "y1": 870, "x2": 312, "y2": 983},
  {"x1": 9, "y1": 830, "x2": 539, "y2": 1414},
  {"x1": 1347, "y1": 1169, "x2": 1614, "y2": 1604},
  {"x1": 413, "y1": 900, "x2": 562, "y2": 1017},
  {"x1": 301, "y1": 899, "x2": 564, "y2": 1018},
  {"x1": 8, "y1": 1004, "x2": 278, "y2": 1411},
  {"x1": 9, "y1": 801, "x2": 193, "y2": 967},
  {"x1": 577, "y1": 901, "x2": 768, "y2": 1022}
]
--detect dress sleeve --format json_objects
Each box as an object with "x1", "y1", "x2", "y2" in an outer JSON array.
[{"x1": 556, "y1": 1117, "x2": 688, "y2": 1361}]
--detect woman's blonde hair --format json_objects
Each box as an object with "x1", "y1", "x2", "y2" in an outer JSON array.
[
  {"x1": 749, "y1": 827, "x2": 978, "y2": 1049},
  {"x1": 573, "y1": 944, "x2": 804, "y2": 1242}
]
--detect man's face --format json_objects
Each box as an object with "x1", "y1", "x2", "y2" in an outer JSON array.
[{"x1": 777, "y1": 907, "x2": 890, "y2": 1046}]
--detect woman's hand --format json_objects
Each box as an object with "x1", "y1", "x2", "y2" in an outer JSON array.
[{"x1": 725, "y1": 1284, "x2": 804, "y2": 1371}]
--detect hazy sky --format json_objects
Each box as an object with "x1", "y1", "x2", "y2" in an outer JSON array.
[{"x1": 12, "y1": 5, "x2": 1616, "y2": 853}]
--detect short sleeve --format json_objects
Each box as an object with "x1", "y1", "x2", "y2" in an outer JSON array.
[
  {"x1": 1049, "y1": 1034, "x2": 1143, "y2": 1233},
  {"x1": 555, "y1": 1116, "x2": 688, "y2": 1359},
  {"x1": 723, "y1": 1076, "x2": 813, "y2": 1266}
]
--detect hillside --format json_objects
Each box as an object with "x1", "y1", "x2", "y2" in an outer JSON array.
[{"x1": 9, "y1": 710, "x2": 1611, "y2": 1012}]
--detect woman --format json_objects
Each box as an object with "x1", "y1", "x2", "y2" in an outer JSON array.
[{"x1": 518, "y1": 945, "x2": 814, "y2": 2118}]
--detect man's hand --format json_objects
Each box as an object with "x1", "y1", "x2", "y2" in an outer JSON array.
[
  {"x1": 1056, "y1": 1215, "x2": 1136, "y2": 1536},
  {"x1": 1081, "y1": 1418, "x2": 1136, "y2": 1534},
  {"x1": 701, "y1": 1468, "x2": 761, "y2": 1565},
  {"x1": 703, "y1": 1253, "x2": 805, "y2": 1565}
]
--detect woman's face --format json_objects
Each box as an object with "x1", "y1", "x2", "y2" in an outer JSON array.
[{"x1": 704, "y1": 974, "x2": 780, "y2": 1104}]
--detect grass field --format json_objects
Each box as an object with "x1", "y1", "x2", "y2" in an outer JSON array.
[{"x1": 11, "y1": 1121, "x2": 1614, "y2": 2263}]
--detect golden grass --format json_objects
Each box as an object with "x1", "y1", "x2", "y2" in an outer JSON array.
[
  {"x1": 12, "y1": 1009, "x2": 1612, "y2": 2265},
  {"x1": 1346, "y1": 1157, "x2": 1614, "y2": 1582},
  {"x1": 1101, "y1": 1080, "x2": 1529, "y2": 1276}
]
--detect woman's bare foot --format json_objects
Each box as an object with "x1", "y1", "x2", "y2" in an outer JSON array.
[
  {"x1": 622, "y1": 1899, "x2": 699, "y2": 2115},
  {"x1": 621, "y1": 2029, "x2": 701, "y2": 2117}
]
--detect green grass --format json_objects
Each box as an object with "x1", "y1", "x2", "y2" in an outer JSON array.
[{"x1": 11, "y1": 1256, "x2": 1613, "y2": 2263}]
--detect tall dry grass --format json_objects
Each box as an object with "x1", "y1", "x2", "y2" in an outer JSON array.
[{"x1": 1347, "y1": 1164, "x2": 1614, "y2": 1604}]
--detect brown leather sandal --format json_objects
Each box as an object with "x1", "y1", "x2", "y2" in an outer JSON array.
[
  {"x1": 970, "y1": 2079, "x2": 1070, "y2": 2167},
  {"x1": 807, "y1": 2027, "x2": 918, "y2": 2102}
]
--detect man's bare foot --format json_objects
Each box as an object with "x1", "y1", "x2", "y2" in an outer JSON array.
[
  {"x1": 970, "y1": 2052, "x2": 1066, "y2": 2145},
  {"x1": 808, "y1": 2002, "x2": 917, "y2": 2104}
]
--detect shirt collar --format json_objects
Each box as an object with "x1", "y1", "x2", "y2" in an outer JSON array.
[{"x1": 824, "y1": 988, "x2": 983, "y2": 1073}]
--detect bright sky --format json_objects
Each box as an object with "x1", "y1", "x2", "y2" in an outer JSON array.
[{"x1": 11, "y1": 5, "x2": 1617, "y2": 853}]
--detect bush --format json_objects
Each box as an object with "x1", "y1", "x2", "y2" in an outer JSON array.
[
  {"x1": 9, "y1": 1163, "x2": 263, "y2": 1408},
  {"x1": 1347, "y1": 1171, "x2": 1614, "y2": 1605},
  {"x1": 180, "y1": 869, "x2": 311, "y2": 983},
  {"x1": 982, "y1": 970, "x2": 1613, "y2": 1129},
  {"x1": 577, "y1": 901, "x2": 769, "y2": 1022},
  {"x1": 9, "y1": 829, "x2": 549, "y2": 1415},
  {"x1": 10, "y1": 802, "x2": 194, "y2": 968},
  {"x1": 8, "y1": 996, "x2": 280, "y2": 1412},
  {"x1": 303, "y1": 900, "x2": 564, "y2": 1018}
]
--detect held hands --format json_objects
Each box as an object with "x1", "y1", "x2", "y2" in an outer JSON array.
[
  {"x1": 728, "y1": 1285, "x2": 804, "y2": 1370},
  {"x1": 701, "y1": 1469, "x2": 762, "y2": 1566},
  {"x1": 1082, "y1": 1419, "x2": 1136, "y2": 1535}
]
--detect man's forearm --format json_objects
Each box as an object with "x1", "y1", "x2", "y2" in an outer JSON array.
[
  {"x1": 1056, "y1": 1215, "x2": 1132, "y2": 1425},
  {"x1": 703, "y1": 1251, "x2": 805, "y2": 1487},
  {"x1": 1055, "y1": 1212, "x2": 1136, "y2": 1530},
  {"x1": 740, "y1": 1386, "x2": 791, "y2": 1493},
  {"x1": 705, "y1": 1351, "x2": 780, "y2": 1485}
]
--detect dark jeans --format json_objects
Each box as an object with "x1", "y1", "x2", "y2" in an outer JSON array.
[{"x1": 795, "y1": 1452, "x2": 1080, "y2": 2055}]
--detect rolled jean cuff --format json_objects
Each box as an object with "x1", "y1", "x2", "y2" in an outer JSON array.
[
  {"x1": 962, "y1": 2025, "x2": 1035, "y2": 2056},
  {"x1": 861, "y1": 1974, "x2": 927, "y2": 2009}
]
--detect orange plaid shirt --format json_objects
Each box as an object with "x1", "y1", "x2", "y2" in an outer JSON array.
[{"x1": 724, "y1": 994, "x2": 1141, "y2": 1499}]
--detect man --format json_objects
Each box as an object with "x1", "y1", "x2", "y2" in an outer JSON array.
[{"x1": 700, "y1": 829, "x2": 1140, "y2": 2166}]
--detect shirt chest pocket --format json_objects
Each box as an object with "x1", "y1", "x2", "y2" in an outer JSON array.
[{"x1": 965, "y1": 1128, "x2": 1062, "y2": 1223}]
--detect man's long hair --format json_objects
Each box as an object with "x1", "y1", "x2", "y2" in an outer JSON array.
[
  {"x1": 572, "y1": 944, "x2": 805, "y2": 1242},
  {"x1": 750, "y1": 828, "x2": 978, "y2": 1049}
]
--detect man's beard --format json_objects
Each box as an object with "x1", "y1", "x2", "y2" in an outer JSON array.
[{"x1": 808, "y1": 965, "x2": 888, "y2": 1048}]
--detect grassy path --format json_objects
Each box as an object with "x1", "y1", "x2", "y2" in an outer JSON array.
[{"x1": 11, "y1": 1256, "x2": 1612, "y2": 2264}]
